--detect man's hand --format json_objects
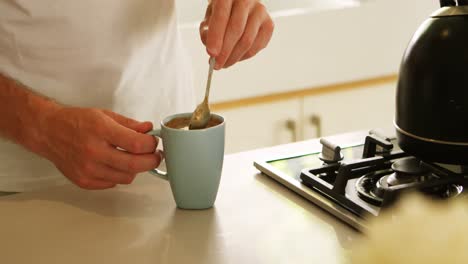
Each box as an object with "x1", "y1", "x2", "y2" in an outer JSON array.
[
  {"x1": 39, "y1": 107, "x2": 162, "y2": 190},
  {"x1": 200, "y1": 0, "x2": 274, "y2": 69},
  {"x1": 0, "y1": 73, "x2": 161, "y2": 190}
]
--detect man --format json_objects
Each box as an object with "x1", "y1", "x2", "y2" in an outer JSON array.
[{"x1": 0, "y1": 0, "x2": 274, "y2": 191}]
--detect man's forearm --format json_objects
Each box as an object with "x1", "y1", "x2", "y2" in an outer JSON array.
[{"x1": 0, "y1": 73, "x2": 61, "y2": 155}]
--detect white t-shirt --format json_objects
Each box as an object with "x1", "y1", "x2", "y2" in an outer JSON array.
[{"x1": 0, "y1": 0, "x2": 195, "y2": 191}]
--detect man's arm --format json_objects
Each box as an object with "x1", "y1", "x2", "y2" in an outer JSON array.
[
  {"x1": 0, "y1": 73, "x2": 162, "y2": 190},
  {"x1": 0, "y1": 73, "x2": 60, "y2": 156}
]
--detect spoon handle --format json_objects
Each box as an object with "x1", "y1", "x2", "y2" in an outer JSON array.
[{"x1": 204, "y1": 57, "x2": 216, "y2": 102}]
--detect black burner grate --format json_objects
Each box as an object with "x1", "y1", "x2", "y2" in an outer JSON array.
[{"x1": 300, "y1": 133, "x2": 468, "y2": 218}]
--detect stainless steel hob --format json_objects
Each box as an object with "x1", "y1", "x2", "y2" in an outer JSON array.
[{"x1": 254, "y1": 130, "x2": 468, "y2": 230}]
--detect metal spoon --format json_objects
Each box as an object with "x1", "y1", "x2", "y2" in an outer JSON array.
[{"x1": 189, "y1": 57, "x2": 216, "y2": 130}]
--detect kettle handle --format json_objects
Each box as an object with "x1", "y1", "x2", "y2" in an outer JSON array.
[{"x1": 440, "y1": 0, "x2": 456, "y2": 7}]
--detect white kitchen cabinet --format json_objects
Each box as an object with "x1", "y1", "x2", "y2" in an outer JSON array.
[
  {"x1": 302, "y1": 82, "x2": 397, "y2": 140},
  {"x1": 216, "y1": 99, "x2": 301, "y2": 154},
  {"x1": 216, "y1": 82, "x2": 397, "y2": 154}
]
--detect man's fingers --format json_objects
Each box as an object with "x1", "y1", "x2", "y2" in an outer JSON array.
[
  {"x1": 106, "y1": 124, "x2": 158, "y2": 154},
  {"x1": 93, "y1": 164, "x2": 137, "y2": 185},
  {"x1": 239, "y1": 17, "x2": 274, "y2": 62},
  {"x1": 223, "y1": 5, "x2": 265, "y2": 68},
  {"x1": 200, "y1": 21, "x2": 209, "y2": 46},
  {"x1": 74, "y1": 177, "x2": 116, "y2": 190},
  {"x1": 214, "y1": 0, "x2": 252, "y2": 69},
  {"x1": 83, "y1": 181, "x2": 116, "y2": 190},
  {"x1": 103, "y1": 110, "x2": 153, "y2": 133},
  {"x1": 206, "y1": 0, "x2": 233, "y2": 56},
  {"x1": 200, "y1": 3, "x2": 212, "y2": 45},
  {"x1": 103, "y1": 110, "x2": 140, "y2": 128},
  {"x1": 102, "y1": 147, "x2": 163, "y2": 174},
  {"x1": 134, "y1": 122, "x2": 153, "y2": 133}
]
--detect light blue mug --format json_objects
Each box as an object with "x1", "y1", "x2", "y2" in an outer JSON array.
[{"x1": 147, "y1": 112, "x2": 225, "y2": 209}]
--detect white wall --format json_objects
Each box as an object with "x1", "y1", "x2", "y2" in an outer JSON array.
[{"x1": 176, "y1": 0, "x2": 362, "y2": 27}]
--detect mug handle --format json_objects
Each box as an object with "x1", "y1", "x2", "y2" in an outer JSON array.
[{"x1": 147, "y1": 129, "x2": 169, "y2": 181}]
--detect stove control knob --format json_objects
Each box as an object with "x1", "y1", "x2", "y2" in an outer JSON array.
[{"x1": 319, "y1": 138, "x2": 344, "y2": 164}]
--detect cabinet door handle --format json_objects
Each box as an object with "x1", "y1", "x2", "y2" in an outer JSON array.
[
  {"x1": 285, "y1": 119, "x2": 298, "y2": 142},
  {"x1": 310, "y1": 114, "x2": 322, "y2": 138}
]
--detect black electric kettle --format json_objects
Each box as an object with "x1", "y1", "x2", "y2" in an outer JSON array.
[{"x1": 395, "y1": 0, "x2": 468, "y2": 165}]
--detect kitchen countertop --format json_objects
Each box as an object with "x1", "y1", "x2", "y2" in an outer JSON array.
[{"x1": 0, "y1": 133, "x2": 362, "y2": 264}]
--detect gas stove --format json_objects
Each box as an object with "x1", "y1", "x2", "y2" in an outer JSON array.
[{"x1": 254, "y1": 130, "x2": 468, "y2": 230}]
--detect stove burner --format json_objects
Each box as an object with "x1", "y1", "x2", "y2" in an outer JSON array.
[
  {"x1": 355, "y1": 169, "x2": 392, "y2": 205},
  {"x1": 355, "y1": 158, "x2": 464, "y2": 206},
  {"x1": 392, "y1": 156, "x2": 428, "y2": 174},
  {"x1": 387, "y1": 157, "x2": 430, "y2": 186}
]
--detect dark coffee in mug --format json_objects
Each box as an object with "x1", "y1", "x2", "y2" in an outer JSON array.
[{"x1": 165, "y1": 116, "x2": 222, "y2": 130}]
